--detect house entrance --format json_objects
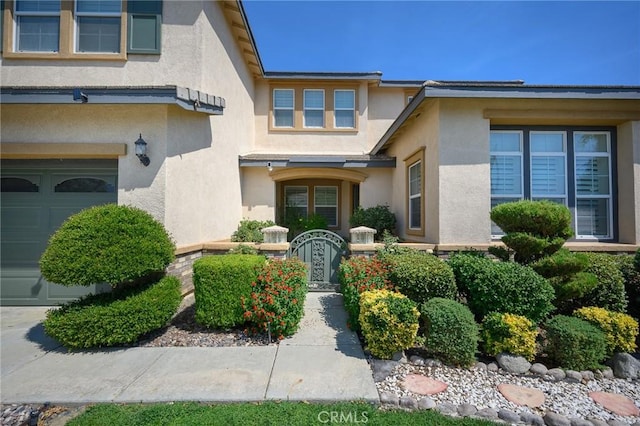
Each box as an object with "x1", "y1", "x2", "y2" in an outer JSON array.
[{"x1": 288, "y1": 229, "x2": 347, "y2": 291}]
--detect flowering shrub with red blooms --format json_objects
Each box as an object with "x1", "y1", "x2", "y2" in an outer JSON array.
[
  {"x1": 242, "y1": 258, "x2": 307, "y2": 340},
  {"x1": 338, "y1": 256, "x2": 392, "y2": 332}
]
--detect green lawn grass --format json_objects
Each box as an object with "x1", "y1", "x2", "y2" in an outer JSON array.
[{"x1": 67, "y1": 401, "x2": 498, "y2": 426}]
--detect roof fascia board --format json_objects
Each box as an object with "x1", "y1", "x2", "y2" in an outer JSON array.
[
  {"x1": 0, "y1": 86, "x2": 225, "y2": 115},
  {"x1": 264, "y1": 71, "x2": 383, "y2": 81},
  {"x1": 236, "y1": 0, "x2": 265, "y2": 76}
]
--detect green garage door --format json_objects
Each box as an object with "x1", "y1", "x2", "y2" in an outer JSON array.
[{"x1": 1, "y1": 160, "x2": 118, "y2": 306}]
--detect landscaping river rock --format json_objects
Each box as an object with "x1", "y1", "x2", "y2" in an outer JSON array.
[{"x1": 374, "y1": 355, "x2": 640, "y2": 425}]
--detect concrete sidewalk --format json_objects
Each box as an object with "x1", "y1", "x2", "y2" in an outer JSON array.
[{"x1": 0, "y1": 293, "x2": 378, "y2": 404}]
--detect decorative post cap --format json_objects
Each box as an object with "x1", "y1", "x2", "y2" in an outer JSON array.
[
  {"x1": 262, "y1": 225, "x2": 289, "y2": 244},
  {"x1": 350, "y1": 226, "x2": 376, "y2": 245}
]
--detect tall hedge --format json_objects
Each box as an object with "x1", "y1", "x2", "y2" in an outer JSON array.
[
  {"x1": 40, "y1": 204, "x2": 175, "y2": 286},
  {"x1": 193, "y1": 254, "x2": 266, "y2": 328}
]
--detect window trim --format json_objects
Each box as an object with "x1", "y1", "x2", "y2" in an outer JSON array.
[
  {"x1": 2, "y1": 0, "x2": 128, "y2": 60},
  {"x1": 490, "y1": 126, "x2": 617, "y2": 242},
  {"x1": 529, "y1": 130, "x2": 568, "y2": 204},
  {"x1": 268, "y1": 83, "x2": 359, "y2": 133},
  {"x1": 333, "y1": 89, "x2": 355, "y2": 129},
  {"x1": 13, "y1": 0, "x2": 61, "y2": 53},
  {"x1": 273, "y1": 88, "x2": 295, "y2": 128},
  {"x1": 279, "y1": 179, "x2": 342, "y2": 230},
  {"x1": 74, "y1": 0, "x2": 122, "y2": 54},
  {"x1": 303, "y1": 89, "x2": 325, "y2": 128},
  {"x1": 404, "y1": 148, "x2": 425, "y2": 236},
  {"x1": 490, "y1": 130, "x2": 524, "y2": 238},
  {"x1": 314, "y1": 185, "x2": 338, "y2": 227}
]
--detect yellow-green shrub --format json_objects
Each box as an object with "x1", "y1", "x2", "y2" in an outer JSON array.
[
  {"x1": 573, "y1": 306, "x2": 638, "y2": 354},
  {"x1": 482, "y1": 313, "x2": 538, "y2": 361},
  {"x1": 359, "y1": 289, "x2": 419, "y2": 359}
]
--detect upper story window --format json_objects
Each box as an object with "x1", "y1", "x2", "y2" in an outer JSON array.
[
  {"x1": 75, "y1": 0, "x2": 121, "y2": 53},
  {"x1": 273, "y1": 89, "x2": 294, "y2": 128},
  {"x1": 15, "y1": 0, "x2": 61, "y2": 52},
  {"x1": 303, "y1": 89, "x2": 325, "y2": 128},
  {"x1": 269, "y1": 85, "x2": 358, "y2": 132},
  {"x1": 334, "y1": 89, "x2": 355, "y2": 128},
  {"x1": 3, "y1": 0, "x2": 162, "y2": 59}
]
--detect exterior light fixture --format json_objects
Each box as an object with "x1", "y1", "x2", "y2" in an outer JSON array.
[
  {"x1": 134, "y1": 134, "x2": 150, "y2": 166},
  {"x1": 72, "y1": 88, "x2": 88, "y2": 103},
  {"x1": 267, "y1": 161, "x2": 273, "y2": 172}
]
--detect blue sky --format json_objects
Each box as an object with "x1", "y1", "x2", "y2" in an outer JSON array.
[{"x1": 242, "y1": 1, "x2": 640, "y2": 85}]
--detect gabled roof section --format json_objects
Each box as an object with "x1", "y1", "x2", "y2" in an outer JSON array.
[
  {"x1": 0, "y1": 86, "x2": 226, "y2": 115},
  {"x1": 371, "y1": 81, "x2": 640, "y2": 154},
  {"x1": 221, "y1": 0, "x2": 265, "y2": 77}
]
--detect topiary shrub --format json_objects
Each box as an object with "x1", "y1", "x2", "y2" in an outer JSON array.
[
  {"x1": 448, "y1": 254, "x2": 554, "y2": 323},
  {"x1": 338, "y1": 256, "x2": 392, "y2": 332},
  {"x1": 193, "y1": 255, "x2": 266, "y2": 328},
  {"x1": 359, "y1": 289, "x2": 419, "y2": 359},
  {"x1": 350, "y1": 205, "x2": 397, "y2": 239},
  {"x1": 381, "y1": 251, "x2": 457, "y2": 306},
  {"x1": 482, "y1": 312, "x2": 538, "y2": 361},
  {"x1": 420, "y1": 297, "x2": 479, "y2": 367},
  {"x1": 576, "y1": 253, "x2": 628, "y2": 313},
  {"x1": 43, "y1": 276, "x2": 181, "y2": 349},
  {"x1": 231, "y1": 219, "x2": 276, "y2": 243},
  {"x1": 490, "y1": 200, "x2": 572, "y2": 264},
  {"x1": 40, "y1": 204, "x2": 175, "y2": 287},
  {"x1": 614, "y1": 254, "x2": 640, "y2": 320},
  {"x1": 544, "y1": 315, "x2": 607, "y2": 371},
  {"x1": 573, "y1": 307, "x2": 638, "y2": 355},
  {"x1": 243, "y1": 258, "x2": 307, "y2": 340}
]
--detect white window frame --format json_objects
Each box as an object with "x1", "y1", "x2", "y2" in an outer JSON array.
[
  {"x1": 74, "y1": 0, "x2": 122, "y2": 53},
  {"x1": 529, "y1": 131, "x2": 568, "y2": 205},
  {"x1": 408, "y1": 160, "x2": 422, "y2": 230},
  {"x1": 574, "y1": 131, "x2": 613, "y2": 239},
  {"x1": 303, "y1": 89, "x2": 325, "y2": 128},
  {"x1": 14, "y1": 0, "x2": 61, "y2": 52},
  {"x1": 273, "y1": 88, "x2": 295, "y2": 128},
  {"x1": 490, "y1": 130, "x2": 524, "y2": 238},
  {"x1": 314, "y1": 186, "x2": 338, "y2": 227},
  {"x1": 333, "y1": 89, "x2": 355, "y2": 129}
]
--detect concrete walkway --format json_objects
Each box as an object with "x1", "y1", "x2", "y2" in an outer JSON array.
[{"x1": 0, "y1": 293, "x2": 378, "y2": 404}]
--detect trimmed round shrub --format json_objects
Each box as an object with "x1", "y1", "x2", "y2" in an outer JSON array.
[
  {"x1": 349, "y1": 205, "x2": 396, "y2": 239},
  {"x1": 420, "y1": 297, "x2": 479, "y2": 367},
  {"x1": 359, "y1": 289, "x2": 419, "y2": 359},
  {"x1": 573, "y1": 306, "x2": 638, "y2": 355},
  {"x1": 243, "y1": 258, "x2": 308, "y2": 340},
  {"x1": 490, "y1": 200, "x2": 572, "y2": 264},
  {"x1": 193, "y1": 254, "x2": 266, "y2": 328},
  {"x1": 544, "y1": 315, "x2": 607, "y2": 371},
  {"x1": 40, "y1": 204, "x2": 175, "y2": 286},
  {"x1": 577, "y1": 253, "x2": 627, "y2": 313},
  {"x1": 338, "y1": 256, "x2": 392, "y2": 332},
  {"x1": 231, "y1": 219, "x2": 276, "y2": 243},
  {"x1": 531, "y1": 249, "x2": 589, "y2": 279},
  {"x1": 482, "y1": 312, "x2": 538, "y2": 361},
  {"x1": 43, "y1": 276, "x2": 181, "y2": 349},
  {"x1": 448, "y1": 254, "x2": 555, "y2": 323},
  {"x1": 382, "y1": 251, "x2": 457, "y2": 306}
]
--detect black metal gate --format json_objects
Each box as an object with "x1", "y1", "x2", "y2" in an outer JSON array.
[{"x1": 288, "y1": 229, "x2": 347, "y2": 291}]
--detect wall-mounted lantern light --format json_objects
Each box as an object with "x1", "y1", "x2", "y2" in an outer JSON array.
[{"x1": 134, "y1": 134, "x2": 150, "y2": 166}]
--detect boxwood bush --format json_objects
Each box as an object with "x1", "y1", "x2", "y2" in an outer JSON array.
[
  {"x1": 193, "y1": 254, "x2": 266, "y2": 328},
  {"x1": 40, "y1": 204, "x2": 175, "y2": 286},
  {"x1": 381, "y1": 251, "x2": 457, "y2": 306},
  {"x1": 243, "y1": 258, "x2": 307, "y2": 340},
  {"x1": 359, "y1": 289, "x2": 419, "y2": 359},
  {"x1": 544, "y1": 315, "x2": 607, "y2": 371},
  {"x1": 448, "y1": 253, "x2": 554, "y2": 323},
  {"x1": 338, "y1": 256, "x2": 391, "y2": 332},
  {"x1": 43, "y1": 276, "x2": 181, "y2": 349},
  {"x1": 576, "y1": 253, "x2": 628, "y2": 313},
  {"x1": 573, "y1": 306, "x2": 638, "y2": 355},
  {"x1": 482, "y1": 312, "x2": 538, "y2": 361},
  {"x1": 349, "y1": 205, "x2": 396, "y2": 239},
  {"x1": 614, "y1": 254, "x2": 640, "y2": 320},
  {"x1": 420, "y1": 298, "x2": 479, "y2": 367}
]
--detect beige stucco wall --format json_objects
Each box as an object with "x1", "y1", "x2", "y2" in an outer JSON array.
[
  {"x1": 241, "y1": 167, "x2": 277, "y2": 221},
  {"x1": 359, "y1": 168, "x2": 393, "y2": 210},
  {"x1": 366, "y1": 87, "x2": 407, "y2": 150},
  {"x1": 617, "y1": 120, "x2": 640, "y2": 244},
  {"x1": 1, "y1": 2, "x2": 256, "y2": 247}
]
